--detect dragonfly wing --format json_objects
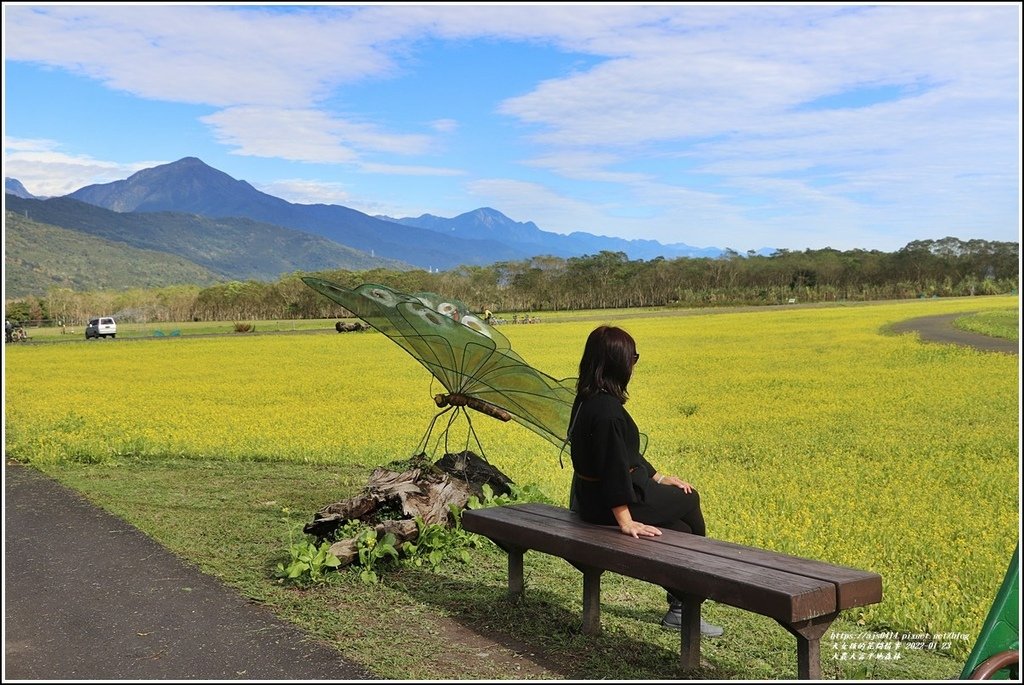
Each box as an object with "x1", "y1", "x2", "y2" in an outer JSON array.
[
  {"x1": 303, "y1": 279, "x2": 491, "y2": 393},
  {"x1": 303, "y1": 278, "x2": 579, "y2": 450},
  {"x1": 411, "y1": 291, "x2": 510, "y2": 351},
  {"x1": 470, "y1": 359, "x2": 577, "y2": 448}
]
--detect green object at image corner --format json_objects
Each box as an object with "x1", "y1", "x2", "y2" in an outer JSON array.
[{"x1": 959, "y1": 545, "x2": 1019, "y2": 680}]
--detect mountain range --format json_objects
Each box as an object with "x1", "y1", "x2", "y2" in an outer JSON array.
[
  {"x1": 4, "y1": 156, "x2": 730, "y2": 298},
  {"x1": 5, "y1": 193, "x2": 408, "y2": 284},
  {"x1": 5, "y1": 178, "x2": 37, "y2": 200},
  {"x1": 383, "y1": 207, "x2": 725, "y2": 261}
]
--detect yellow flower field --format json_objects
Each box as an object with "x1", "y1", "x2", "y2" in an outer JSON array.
[{"x1": 4, "y1": 295, "x2": 1019, "y2": 656}]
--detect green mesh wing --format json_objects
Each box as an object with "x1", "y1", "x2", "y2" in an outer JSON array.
[{"x1": 302, "y1": 278, "x2": 577, "y2": 449}]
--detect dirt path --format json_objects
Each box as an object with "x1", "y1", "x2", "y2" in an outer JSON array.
[{"x1": 888, "y1": 313, "x2": 1018, "y2": 355}]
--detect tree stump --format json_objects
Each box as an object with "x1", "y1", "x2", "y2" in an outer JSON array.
[
  {"x1": 303, "y1": 451, "x2": 513, "y2": 568},
  {"x1": 435, "y1": 450, "x2": 514, "y2": 498}
]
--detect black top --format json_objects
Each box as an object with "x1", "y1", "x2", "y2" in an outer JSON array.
[{"x1": 569, "y1": 392, "x2": 656, "y2": 525}]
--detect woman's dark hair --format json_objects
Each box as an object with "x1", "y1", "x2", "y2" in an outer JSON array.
[{"x1": 576, "y1": 325, "x2": 637, "y2": 403}]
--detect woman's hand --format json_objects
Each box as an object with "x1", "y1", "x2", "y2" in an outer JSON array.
[
  {"x1": 620, "y1": 520, "x2": 662, "y2": 539},
  {"x1": 612, "y1": 505, "x2": 662, "y2": 539},
  {"x1": 655, "y1": 473, "x2": 694, "y2": 493}
]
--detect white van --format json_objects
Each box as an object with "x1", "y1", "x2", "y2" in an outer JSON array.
[{"x1": 85, "y1": 317, "x2": 117, "y2": 339}]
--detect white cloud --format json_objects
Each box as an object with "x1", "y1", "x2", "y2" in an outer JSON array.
[
  {"x1": 497, "y1": 6, "x2": 1017, "y2": 148},
  {"x1": 3, "y1": 138, "x2": 164, "y2": 196},
  {"x1": 200, "y1": 106, "x2": 437, "y2": 164},
  {"x1": 4, "y1": 5, "x2": 445, "y2": 165},
  {"x1": 430, "y1": 119, "x2": 458, "y2": 134},
  {"x1": 504, "y1": 6, "x2": 1015, "y2": 247},
  {"x1": 201, "y1": 108, "x2": 358, "y2": 164},
  {"x1": 522, "y1": 151, "x2": 649, "y2": 184},
  {"x1": 3, "y1": 5, "x2": 402, "y2": 108},
  {"x1": 358, "y1": 162, "x2": 464, "y2": 176},
  {"x1": 255, "y1": 179, "x2": 353, "y2": 206}
]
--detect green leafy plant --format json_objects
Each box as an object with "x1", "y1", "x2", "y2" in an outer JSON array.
[
  {"x1": 403, "y1": 510, "x2": 485, "y2": 571},
  {"x1": 356, "y1": 527, "x2": 400, "y2": 584},
  {"x1": 398, "y1": 483, "x2": 552, "y2": 574},
  {"x1": 334, "y1": 517, "x2": 371, "y2": 542},
  {"x1": 466, "y1": 482, "x2": 553, "y2": 510},
  {"x1": 274, "y1": 513, "x2": 341, "y2": 586}
]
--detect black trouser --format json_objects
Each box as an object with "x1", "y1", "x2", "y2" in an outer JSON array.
[
  {"x1": 635, "y1": 484, "x2": 707, "y2": 607},
  {"x1": 631, "y1": 483, "x2": 707, "y2": 537}
]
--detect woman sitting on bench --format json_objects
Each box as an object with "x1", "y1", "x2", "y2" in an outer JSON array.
[{"x1": 567, "y1": 324, "x2": 724, "y2": 637}]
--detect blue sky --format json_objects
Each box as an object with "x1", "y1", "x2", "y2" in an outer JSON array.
[{"x1": 3, "y1": 3, "x2": 1021, "y2": 253}]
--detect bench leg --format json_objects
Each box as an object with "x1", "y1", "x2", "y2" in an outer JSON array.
[
  {"x1": 777, "y1": 612, "x2": 837, "y2": 680},
  {"x1": 674, "y1": 592, "x2": 702, "y2": 672},
  {"x1": 505, "y1": 540, "x2": 524, "y2": 593},
  {"x1": 496, "y1": 543, "x2": 525, "y2": 598},
  {"x1": 581, "y1": 566, "x2": 603, "y2": 635}
]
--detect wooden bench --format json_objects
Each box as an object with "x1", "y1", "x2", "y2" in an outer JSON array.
[{"x1": 462, "y1": 503, "x2": 883, "y2": 679}]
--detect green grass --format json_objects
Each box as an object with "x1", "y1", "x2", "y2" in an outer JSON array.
[
  {"x1": 7, "y1": 296, "x2": 1015, "y2": 679},
  {"x1": 26, "y1": 456, "x2": 968, "y2": 680},
  {"x1": 954, "y1": 309, "x2": 1020, "y2": 342}
]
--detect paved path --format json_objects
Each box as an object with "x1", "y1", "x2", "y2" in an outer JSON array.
[
  {"x1": 3, "y1": 464, "x2": 372, "y2": 681},
  {"x1": 888, "y1": 312, "x2": 1018, "y2": 355}
]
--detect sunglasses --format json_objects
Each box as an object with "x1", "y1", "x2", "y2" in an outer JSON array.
[{"x1": 633, "y1": 353, "x2": 640, "y2": 363}]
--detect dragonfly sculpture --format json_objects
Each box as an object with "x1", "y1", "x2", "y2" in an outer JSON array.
[{"x1": 303, "y1": 278, "x2": 578, "y2": 459}]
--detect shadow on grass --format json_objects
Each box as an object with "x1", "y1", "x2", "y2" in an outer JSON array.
[{"x1": 390, "y1": 564, "x2": 739, "y2": 681}]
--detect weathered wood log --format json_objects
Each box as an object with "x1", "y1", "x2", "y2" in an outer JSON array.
[
  {"x1": 327, "y1": 538, "x2": 358, "y2": 566},
  {"x1": 364, "y1": 467, "x2": 471, "y2": 525},
  {"x1": 377, "y1": 518, "x2": 420, "y2": 546},
  {"x1": 303, "y1": 493, "x2": 380, "y2": 539},
  {"x1": 435, "y1": 450, "x2": 513, "y2": 498},
  {"x1": 305, "y1": 451, "x2": 515, "y2": 569}
]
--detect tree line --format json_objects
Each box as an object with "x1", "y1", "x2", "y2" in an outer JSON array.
[{"x1": 5, "y1": 237, "x2": 1018, "y2": 325}]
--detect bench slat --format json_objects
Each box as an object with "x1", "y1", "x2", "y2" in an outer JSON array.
[
  {"x1": 512, "y1": 503, "x2": 882, "y2": 610},
  {"x1": 464, "y1": 504, "x2": 840, "y2": 622}
]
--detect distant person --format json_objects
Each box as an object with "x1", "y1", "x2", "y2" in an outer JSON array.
[
  {"x1": 566, "y1": 324, "x2": 723, "y2": 637},
  {"x1": 5, "y1": 319, "x2": 12, "y2": 343}
]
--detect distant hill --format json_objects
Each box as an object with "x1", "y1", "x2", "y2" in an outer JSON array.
[
  {"x1": 4, "y1": 210, "x2": 222, "y2": 298},
  {"x1": 380, "y1": 207, "x2": 547, "y2": 243},
  {"x1": 5, "y1": 177, "x2": 37, "y2": 199},
  {"x1": 382, "y1": 207, "x2": 725, "y2": 260},
  {"x1": 10, "y1": 157, "x2": 754, "y2": 294},
  {"x1": 5, "y1": 194, "x2": 411, "y2": 287},
  {"x1": 63, "y1": 157, "x2": 734, "y2": 266},
  {"x1": 66, "y1": 157, "x2": 525, "y2": 270}
]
